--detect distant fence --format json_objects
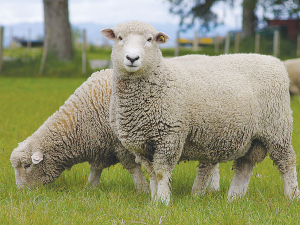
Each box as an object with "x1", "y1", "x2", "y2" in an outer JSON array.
[
  {"x1": 1, "y1": 27, "x2": 91, "y2": 75},
  {"x1": 174, "y1": 30, "x2": 300, "y2": 58},
  {"x1": 1, "y1": 26, "x2": 300, "y2": 75}
]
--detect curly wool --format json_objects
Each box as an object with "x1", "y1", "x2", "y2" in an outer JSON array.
[
  {"x1": 10, "y1": 69, "x2": 148, "y2": 191},
  {"x1": 106, "y1": 21, "x2": 299, "y2": 203}
]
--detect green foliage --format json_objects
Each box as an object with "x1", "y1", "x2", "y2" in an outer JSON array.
[
  {"x1": 1, "y1": 78, "x2": 300, "y2": 223},
  {"x1": 259, "y1": 0, "x2": 300, "y2": 20},
  {"x1": 167, "y1": 0, "x2": 232, "y2": 31},
  {"x1": 167, "y1": 0, "x2": 300, "y2": 33}
]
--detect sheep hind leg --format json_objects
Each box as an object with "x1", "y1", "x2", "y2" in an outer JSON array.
[
  {"x1": 191, "y1": 163, "x2": 219, "y2": 196},
  {"x1": 227, "y1": 157, "x2": 254, "y2": 201},
  {"x1": 87, "y1": 166, "x2": 103, "y2": 187},
  {"x1": 269, "y1": 144, "x2": 300, "y2": 200}
]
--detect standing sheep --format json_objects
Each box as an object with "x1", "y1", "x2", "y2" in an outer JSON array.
[
  {"x1": 10, "y1": 70, "x2": 149, "y2": 191},
  {"x1": 283, "y1": 58, "x2": 300, "y2": 101},
  {"x1": 101, "y1": 21, "x2": 299, "y2": 204}
]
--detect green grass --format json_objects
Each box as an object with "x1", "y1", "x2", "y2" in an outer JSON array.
[
  {"x1": 1, "y1": 78, "x2": 300, "y2": 224},
  {"x1": 1, "y1": 48, "x2": 95, "y2": 78}
]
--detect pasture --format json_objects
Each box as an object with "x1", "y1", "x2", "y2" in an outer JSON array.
[{"x1": 1, "y1": 77, "x2": 300, "y2": 224}]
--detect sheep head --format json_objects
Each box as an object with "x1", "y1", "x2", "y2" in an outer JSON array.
[
  {"x1": 10, "y1": 136, "x2": 61, "y2": 189},
  {"x1": 101, "y1": 21, "x2": 170, "y2": 76}
]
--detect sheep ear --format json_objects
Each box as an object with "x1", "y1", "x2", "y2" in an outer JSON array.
[
  {"x1": 31, "y1": 152, "x2": 44, "y2": 164},
  {"x1": 156, "y1": 32, "x2": 170, "y2": 44},
  {"x1": 100, "y1": 28, "x2": 115, "y2": 40}
]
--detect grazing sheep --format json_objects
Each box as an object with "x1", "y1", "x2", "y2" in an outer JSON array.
[
  {"x1": 101, "y1": 21, "x2": 299, "y2": 204},
  {"x1": 283, "y1": 58, "x2": 300, "y2": 101},
  {"x1": 10, "y1": 69, "x2": 149, "y2": 192}
]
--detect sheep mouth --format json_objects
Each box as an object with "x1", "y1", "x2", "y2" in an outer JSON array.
[{"x1": 125, "y1": 64, "x2": 140, "y2": 72}]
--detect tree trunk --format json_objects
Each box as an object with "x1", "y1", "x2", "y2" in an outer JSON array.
[
  {"x1": 241, "y1": 0, "x2": 258, "y2": 38},
  {"x1": 43, "y1": 0, "x2": 72, "y2": 60}
]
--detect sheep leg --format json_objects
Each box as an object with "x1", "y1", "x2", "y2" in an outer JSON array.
[
  {"x1": 289, "y1": 83, "x2": 300, "y2": 102},
  {"x1": 152, "y1": 137, "x2": 185, "y2": 204},
  {"x1": 127, "y1": 165, "x2": 149, "y2": 192},
  {"x1": 153, "y1": 165, "x2": 172, "y2": 204},
  {"x1": 269, "y1": 144, "x2": 300, "y2": 200},
  {"x1": 207, "y1": 163, "x2": 220, "y2": 191},
  {"x1": 115, "y1": 145, "x2": 149, "y2": 192},
  {"x1": 134, "y1": 154, "x2": 157, "y2": 198},
  {"x1": 227, "y1": 157, "x2": 254, "y2": 201},
  {"x1": 191, "y1": 163, "x2": 219, "y2": 196},
  {"x1": 143, "y1": 161, "x2": 157, "y2": 198},
  {"x1": 87, "y1": 166, "x2": 103, "y2": 187}
]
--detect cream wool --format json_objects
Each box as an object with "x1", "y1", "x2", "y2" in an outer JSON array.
[
  {"x1": 10, "y1": 70, "x2": 148, "y2": 191},
  {"x1": 101, "y1": 21, "x2": 299, "y2": 204},
  {"x1": 284, "y1": 58, "x2": 300, "y2": 101}
]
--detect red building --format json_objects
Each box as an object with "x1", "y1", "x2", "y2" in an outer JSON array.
[{"x1": 267, "y1": 19, "x2": 300, "y2": 40}]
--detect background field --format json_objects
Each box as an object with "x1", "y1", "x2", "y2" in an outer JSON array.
[
  {"x1": 1, "y1": 37, "x2": 300, "y2": 223},
  {"x1": 1, "y1": 34, "x2": 298, "y2": 78},
  {"x1": 1, "y1": 75, "x2": 300, "y2": 224}
]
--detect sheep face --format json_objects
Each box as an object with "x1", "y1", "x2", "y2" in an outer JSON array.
[
  {"x1": 10, "y1": 140, "x2": 50, "y2": 189},
  {"x1": 101, "y1": 21, "x2": 170, "y2": 76}
]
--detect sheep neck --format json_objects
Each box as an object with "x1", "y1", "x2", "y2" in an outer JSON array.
[{"x1": 112, "y1": 61, "x2": 173, "y2": 151}]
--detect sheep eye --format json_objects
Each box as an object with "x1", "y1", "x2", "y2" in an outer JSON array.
[
  {"x1": 118, "y1": 36, "x2": 123, "y2": 41},
  {"x1": 23, "y1": 164, "x2": 31, "y2": 169},
  {"x1": 147, "y1": 37, "x2": 152, "y2": 42}
]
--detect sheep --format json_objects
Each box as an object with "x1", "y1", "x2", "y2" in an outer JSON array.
[
  {"x1": 10, "y1": 69, "x2": 149, "y2": 192},
  {"x1": 283, "y1": 58, "x2": 300, "y2": 101},
  {"x1": 101, "y1": 20, "x2": 299, "y2": 204}
]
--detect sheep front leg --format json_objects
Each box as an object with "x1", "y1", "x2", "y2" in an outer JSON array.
[
  {"x1": 207, "y1": 163, "x2": 220, "y2": 191},
  {"x1": 191, "y1": 163, "x2": 219, "y2": 196},
  {"x1": 87, "y1": 166, "x2": 103, "y2": 187},
  {"x1": 127, "y1": 165, "x2": 149, "y2": 192},
  {"x1": 153, "y1": 136, "x2": 184, "y2": 204},
  {"x1": 115, "y1": 145, "x2": 149, "y2": 192},
  {"x1": 227, "y1": 157, "x2": 254, "y2": 201},
  {"x1": 134, "y1": 154, "x2": 157, "y2": 198}
]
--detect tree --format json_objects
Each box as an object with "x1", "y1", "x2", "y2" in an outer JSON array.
[
  {"x1": 43, "y1": 0, "x2": 73, "y2": 60},
  {"x1": 168, "y1": 0, "x2": 300, "y2": 38},
  {"x1": 241, "y1": 0, "x2": 257, "y2": 38},
  {"x1": 260, "y1": 0, "x2": 300, "y2": 20},
  {"x1": 168, "y1": 0, "x2": 233, "y2": 32}
]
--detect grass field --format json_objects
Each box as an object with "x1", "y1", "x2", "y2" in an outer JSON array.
[{"x1": 1, "y1": 77, "x2": 300, "y2": 224}]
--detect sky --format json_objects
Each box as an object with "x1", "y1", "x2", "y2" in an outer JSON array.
[
  {"x1": 0, "y1": 0, "x2": 242, "y2": 27},
  {"x1": 0, "y1": 0, "x2": 243, "y2": 47}
]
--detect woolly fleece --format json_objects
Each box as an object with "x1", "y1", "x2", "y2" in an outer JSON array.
[
  {"x1": 10, "y1": 70, "x2": 148, "y2": 191},
  {"x1": 284, "y1": 58, "x2": 300, "y2": 101},
  {"x1": 103, "y1": 21, "x2": 299, "y2": 204}
]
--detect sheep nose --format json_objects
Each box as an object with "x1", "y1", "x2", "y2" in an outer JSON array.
[{"x1": 126, "y1": 55, "x2": 140, "y2": 63}]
